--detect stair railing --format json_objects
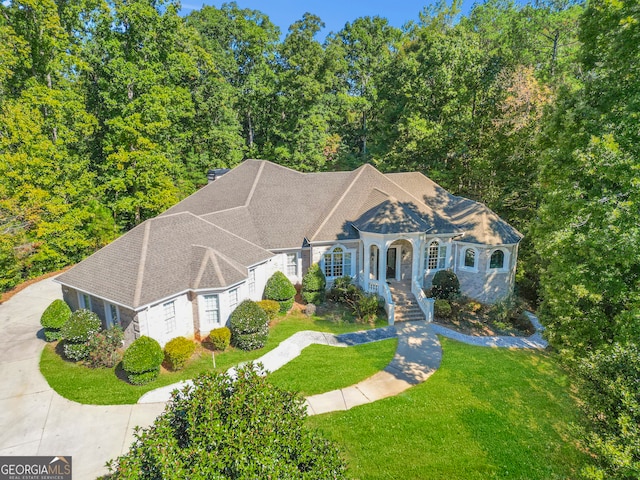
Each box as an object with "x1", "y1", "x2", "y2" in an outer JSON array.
[{"x1": 412, "y1": 278, "x2": 434, "y2": 322}]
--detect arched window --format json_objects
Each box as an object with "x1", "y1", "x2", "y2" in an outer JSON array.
[
  {"x1": 464, "y1": 248, "x2": 476, "y2": 268},
  {"x1": 324, "y1": 246, "x2": 352, "y2": 278},
  {"x1": 425, "y1": 240, "x2": 446, "y2": 270},
  {"x1": 489, "y1": 249, "x2": 505, "y2": 269}
]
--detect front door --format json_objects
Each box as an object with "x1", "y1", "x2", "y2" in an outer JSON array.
[{"x1": 386, "y1": 248, "x2": 397, "y2": 280}]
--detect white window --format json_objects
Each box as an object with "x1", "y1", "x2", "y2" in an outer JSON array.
[
  {"x1": 203, "y1": 294, "x2": 220, "y2": 327},
  {"x1": 425, "y1": 241, "x2": 447, "y2": 270},
  {"x1": 490, "y1": 249, "x2": 506, "y2": 270},
  {"x1": 248, "y1": 269, "x2": 256, "y2": 295},
  {"x1": 286, "y1": 253, "x2": 297, "y2": 277},
  {"x1": 228, "y1": 288, "x2": 238, "y2": 311},
  {"x1": 105, "y1": 302, "x2": 120, "y2": 328},
  {"x1": 460, "y1": 247, "x2": 477, "y2": 271},
  {"x1": 163, "y1": 301, "x2": 176, "y2": 334},
  {"x1": 78, "y1": 292, "x2": 91, "y2": 310},
  {"x1": 323, "y1": 246, "x2": 352, "y2": 278}
]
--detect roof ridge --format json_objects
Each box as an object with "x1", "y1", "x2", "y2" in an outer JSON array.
[
  {"x1": 133, "y1": 221, "x2": 151, "y2": 307},
  {"x1": 193, "y1": 214, "x2": 273, "y2": 257},
  {"x1": 193, "y1": 244, "x2": 248, "y2": 279},
  {"x1": 244, "y1": 160, "x2": 265, "y2": 206},
  {"x1": 308, "y1": 167, "x2": 367, "y2": 241}
]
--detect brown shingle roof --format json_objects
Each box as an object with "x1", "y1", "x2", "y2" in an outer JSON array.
[{"x1": 56, "y1": 212, "x2": 273, "y2": 309}]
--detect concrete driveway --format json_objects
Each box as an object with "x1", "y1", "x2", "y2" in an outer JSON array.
[{"x1": 0, "y1": 278, "x2": 165, "y2": 479}]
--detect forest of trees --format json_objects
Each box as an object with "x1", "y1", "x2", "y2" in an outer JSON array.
[{"x1": 0, "y1": 0, "x2": 638, "y2": 477}]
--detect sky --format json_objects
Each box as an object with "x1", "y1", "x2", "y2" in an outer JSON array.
[{"x1": 179, "y1": 0, "x2": 482, "y2": 39}]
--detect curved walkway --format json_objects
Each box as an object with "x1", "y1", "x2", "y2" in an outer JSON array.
[{"x1": 0, "y1": 276, "x2": 547, "y2": 477}]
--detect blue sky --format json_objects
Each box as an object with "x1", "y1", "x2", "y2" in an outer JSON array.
[{"x1": 179, "y1": 0, "x2": 482, "y2": 39}]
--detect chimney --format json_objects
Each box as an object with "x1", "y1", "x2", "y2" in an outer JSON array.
[{"x1": 207, "y1": 168, "x2": 230, "y2": 184}]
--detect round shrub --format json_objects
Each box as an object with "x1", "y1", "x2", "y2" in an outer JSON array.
[
  {"x1": 60, "y1": 309, "x2": 101, "y2": 361},
  {"x1": 256, "y1": 300, "x2": 279, "y2": 320},
  {"x1": 264, "y1": 271, "x2": 296, "y2": 313},
  {"x1": 301, "y1": 263, "x2": 326, "y2": 304},
  {"x1": 431, "y1": 270, "x2": 460, "y2": 300},
  {"x1": 230, "y1": 300, "x2": 269, "y2": 351},
  {"x1": 40, "y1": 299, "x2": 71, "y2": 341},
  {"x1": 122, "y1": 336, "x2": 163, "y2": 385},
  {"x1": 434, "y1": 299, "x2": 452, "y2": 319},
  {"x1": 164, "y1": 336, "x2": 196, "y2": 371},
  {"x1": 208, "y1": 327, "x2": 231, "y2": 351},
  {"x1": 86, "y1": 326, "x2": 124, "y2": 368}
]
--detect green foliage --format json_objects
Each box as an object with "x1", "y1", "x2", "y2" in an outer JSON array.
[
  {"x1": 264, "y1": 271, "x2": 296, "y2": 313},
  {"x1": 256, "y1": 299, "x2": 280, "y2": 320},
  {"x1": 577, "y1": 343, "x2": 640, "y2": 479},
  {"x1": 163, "y1": 337, "x2": 196, "y2": 371},
  {"x1": 40, "y1": 299, "x2": 71, "y2": 341},
  {"x1": 431, "y1": 270, "x2": 460, "y2": 300},
  {"x1": 328, "y1": 276, "x2": 359, "y2": 304},
  {"x1": 208, "y1": 327, "x2": 231, "y2": 351},
  {"x1": 60, "y1": 309, "x2": 101, "y2": 361},
  {"x1": 229, "y1": 300, "x2": 269, "y2": 351},
  {"x1": 346, "y1": 291, "x2": 380, "y2": 325},
  {"x1": 302, "y1": 263, "x2": 326, "y2": 304},
  {"x1": 86, "y1": 326, "x2": 124, "y2": 369},
  {"x1": 122, "y1": 336, "x2": 163, "y2": 385},
  {"x1": 434, "y1": 299, "x2": 453, "y2": 319},
  {"x1": 106, "y1": 363, "x2": 347, "y2": 478}
]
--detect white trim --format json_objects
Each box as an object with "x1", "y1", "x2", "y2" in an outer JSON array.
[
  {"x1": 77, "y1": 291, "x2": 92, "y2": 310},
  {"x1": 459, "y1": 246, "x2": 479, "y2": 272},
  {"x1": 321, "y1": 243, "x2": 356, "y2": 279},
  {"x1": 488, "y1": 247, "x2": 510, "y2": 272},
  {"x1": 104, "y1": 302, "x2": 120, "y2": 328},
  {"x1": 424, "y1": 238, "x2": 449, "y2": 272}
]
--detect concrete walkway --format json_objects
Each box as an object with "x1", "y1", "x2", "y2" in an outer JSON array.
[{"x1": 0, "y1": 278, "x2": 165, "y2": 480}]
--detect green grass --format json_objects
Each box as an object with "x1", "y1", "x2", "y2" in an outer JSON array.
[
  {"x1": 267, "y1": 339, "x2": 398, "y2": 396},
  {"x1": 40, "y1": 310, "x2": 387, "y2": 405},
  {"x1": 308, "y1": 338, "x2": 589, "y2": 480}
]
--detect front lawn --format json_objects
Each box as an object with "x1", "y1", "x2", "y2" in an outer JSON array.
[
  {"x1": 267, "y1": 338, "x2": 398, "y2": 396},
  {"x1": 308, "y1": 338, "x2": 589, "y2": 479},
  {"x1": 40, "y1": 309, "x2": 387, "y2": 405}
]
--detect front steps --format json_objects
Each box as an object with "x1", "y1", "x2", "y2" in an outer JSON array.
[{"x1": 388, "y1": 282, "x2": 425, "y2": 322}]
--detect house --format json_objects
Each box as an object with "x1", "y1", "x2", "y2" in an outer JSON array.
[{"x1": 55, "y1": 160, "x2": 522, "y2": 346}]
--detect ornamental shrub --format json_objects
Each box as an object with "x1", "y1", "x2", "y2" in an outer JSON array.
[
  {"x1": 106, "y1": 364, "x2": 347, "y2": 479},
  {"x1": 122, "y1": 336, "x2": 163, "y2": 385},
  {"x1": 328, "y1": 276, "x2": 359, "y2": 304},
  {"x1": 431, "y1": 270, "x2": 460, "y2": 300},
  {"x1": 40, "y1": 299, "x2": 71, "y2": 341},
  {"x1": 256, "y1": 300, "x2": 279, "y2": 320},
  {"x1": 264, "y1": 271, "x2": 296, "y2": 313},
  {"x1": 86, "y1": 326, "x2": 124, "y2": 368},
  {"x1": 347, "y1": 291, "x2": 380, "y2": 325},
  {"x1": 434, "y1": 299, "x2": 452, "y2": 319},
  {"x1": 230, "y1": 300, "x2": 269, "y2": 351},
  {"x1": 60, "y1": 309, "x2": 101, "y2": 361},
  {"x1": 208, "y1": 327, "x2": 231, "y2": 351},
  {"x1": 302, "y1": 263, "x2": 326, "y2": 304},
  {"x1": 164, "y1": 337, "x2": 196, "y2": 371}
]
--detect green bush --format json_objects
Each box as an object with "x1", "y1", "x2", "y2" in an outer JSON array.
[
  {"x1": 40, "y1": 299, "x2": 71, "y2": 341},
  {"x1": 208, "y1": 327, "x2": 231, "y2": 351},
  {"x1": 264, "y1": 271, "x2": 296, "y2": 313},
  {"x1": 60, "y1": 309, "x2": 101, "y2": 361},
  {"x1": 328, "y1": 276, "x2": 359, "y2": 304},
  {"x1": 106, "y1": 364, "x2": 347, "y2": 479},
  {"x1": 256, "y1": 300, "x2": 279, "y2": 320},
  {"x1": 122, "y1": 336, "x2": 163, "y2": 385},
  {"x1": 347, "y1": 291, "x2": 380, "y2": 325},
  {"x1": 431, "y1": 270, "x2": 460, "y2": 300},
  {"x1": 164, "y1": 337, "x2": 196, "y2": 371},
  {"x1": 230, "y1": 300, "x2": 269, "y2": 351},
  {"x1": 302, "y1": 263, "x2": 326, "y2": 304},
  {"x1": 86, "y1": 326, "x2": 124, "y2": 368},
  {"x1": 434, "y1": 299, "x2": 452, "y2": 319}
]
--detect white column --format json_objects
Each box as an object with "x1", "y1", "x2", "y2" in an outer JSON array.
[
  {"x1": 363, "y1": 240, "x2": 370, "y2": 290},
  {"x1": 379, "y1": 241, "x2": 387, "y2": 289}
]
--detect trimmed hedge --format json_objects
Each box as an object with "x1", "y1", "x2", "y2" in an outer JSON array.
[
  {"x1": 301, "y1": 263, "x2": 326, "y2": 304},
  {"x1": 264, "y1": 271, "x2": 296, "y2": 313},
  {"x1": 230, "y1": 300, "x2": 269, "y2": 351},
  {"x1": 60, "y1": 309, "x2": 101, "y2": 361},
  {"x1": 40, "y1": 299, "x2": 71, "y2": 341},
  {"x1": 164, "y1": 337, "x2": 196, "y2": 371},
  {"x1": 208, "y1": 327, "x2": 231, "y2": 351},
  {"x1": 122, "y1": 336, "x2": 163, "y2": 385},
  {"x1": 434, "y1": 299, "x2": 452, "y2": 319},
  {"x1": 431, "y1": 270, "x2": 460, "y2": 300},
  {"x1": 86, "y1": 326, "x2": 124, "y2": 368},
  {"x1": 256, "y1": 300, "x2": 279, "y2": 320}
]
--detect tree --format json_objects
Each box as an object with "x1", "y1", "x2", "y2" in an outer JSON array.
[{"x1": 106, "y1": 364, "x2": 347, "y2": 479}]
